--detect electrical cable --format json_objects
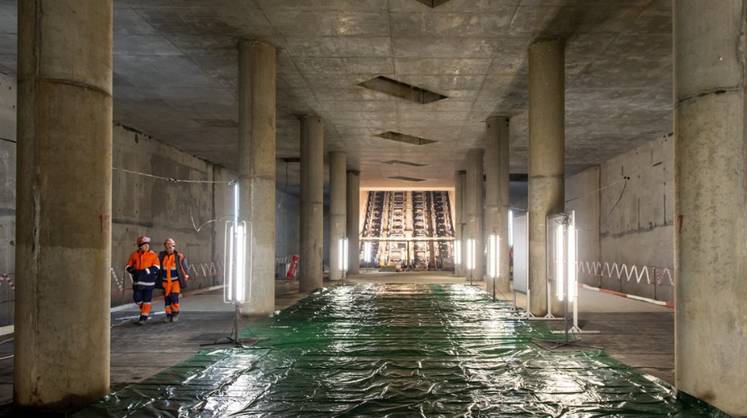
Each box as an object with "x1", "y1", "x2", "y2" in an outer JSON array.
[
  {"x1": 113, "y1": 167, "x2": 234, "y2": 184},
  {"x1": 606, "y1": 176, "x2": 630, "y2": 217}
]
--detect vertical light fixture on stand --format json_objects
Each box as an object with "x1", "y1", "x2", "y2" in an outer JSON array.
[
  {"x1": 555, "y1": 221, "x2": 565, "y2": 302},
  {"x1": 551, "y1": 210, "x2": 598, "y2": 338},
  {"x1": 508, "y1": 210, "x2": 514, "y2": 247},
  {"x1": 540, "y1": 214, "x2": 561, "y2": 320},
  {"x1": 487, "y1": 234, "x2": 500, "y2": 301},
  {"x1": 454, "y1": 239, "x2": 462, "y2": 275},
  {"x1": 363, "y1": 240, "x2": 372, "y2": 268},
  {"x1": 515, "y1": 210, "x2": 536, "y2": 319},
  {"x1": 466, "y1": 238, "x2": 476, "y2": 285},
  {"x1": 339, "y1": 237, "x2": 349, "y2": 283},
  {"x1": 206, "y1": 182, "x2": 254, "y2": 347}
]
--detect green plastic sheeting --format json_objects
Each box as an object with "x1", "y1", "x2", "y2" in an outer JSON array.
[{"x1": 76, "y1": 283, "x2": 726, "y2": 417}]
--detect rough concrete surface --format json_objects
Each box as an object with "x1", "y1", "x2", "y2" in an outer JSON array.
[
  {"x1": 674, "y1": 1, "x2": 747, "y2": 414},
  {"x1": 0, "y1": 1, "x2": 674, "y2": 188},
  {"x1": 0, "y1": 73, "x2": 14, "y2": 326}
]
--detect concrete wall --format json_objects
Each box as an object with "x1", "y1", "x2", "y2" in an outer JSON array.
[
  {"x1": 566, "y1": 135, "x2": 674, "y2": 301},
  {"x1": 110, "y1": 125, "x2": 232, "y2": 306},
  {"x1": 276, "y1": 189, "x2": 300, "y2": 259},
  {"x1": 565, "y1": 166, "x2": 601, "y2": 286}
]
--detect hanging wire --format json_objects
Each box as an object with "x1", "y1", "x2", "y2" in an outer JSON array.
[
  {"x1": 605, "y1": 176, "x2": 630, "y2": 217},
  {"x1": 113, "y1": 167, "x2": 234, "y2": 185},
  {"x1": 563, "y1": 157, "x2": 668, "y2": 207}
]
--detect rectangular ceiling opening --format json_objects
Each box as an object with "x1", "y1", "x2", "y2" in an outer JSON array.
[
  {"x1": 389, "y1": 176, "x2": 426, "y2": 182},
  {"x1": 359, "y1": 76, "x2": 447, "y2": 104},
  {"x1": 383, "y1": 160, "x2": 427, "y2": 167},
  {"x1": 414, "y1": 0, "x2": 453, "y2": 7},
  {"x1": 375, "y1": 131, "x2": 437, "y2": 146}
]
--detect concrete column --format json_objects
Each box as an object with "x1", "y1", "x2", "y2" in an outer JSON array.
[
  {"x1": 328, "y1": 152, "x2": 346, "y2": 281},
  {"x1": 454, "y1": 170, "x2": 466, "y2": 276},
  {"x1": 238, "y1": 40, "x2": 276, "y2": 315},
  {"x1": 485, "y1": 116, "x2": 511, "y2": 295},
  {"x1": 528, "y1": 39, "x2": 565, "y2": 316},
  {"x1": 674, "y1": 2, "x2": 747, "y2": 414},
  {"x1": 15, "y1": 1, "x2": 112, "y2": 410},
  {"x1": 346, "y1": 170, "x2": 360, "y2": 274},
  {"x1": 300, "y1": 115, "x2": 324, "y2": 292},
  {"x1": 465, "y1": 149, "x2": 484, "y2": 281}
]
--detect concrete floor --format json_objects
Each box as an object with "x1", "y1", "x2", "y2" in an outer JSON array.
[{"x1": 0, "y1": 272, "x2": 675, "y2": 411}]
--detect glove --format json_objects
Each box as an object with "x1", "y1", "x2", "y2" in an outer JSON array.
[
  {"x1": 126, "y1": 265, "x2": 135, "y2": 276},
  {"x1": 145, "y1": 268, "x2": 150, "y2": 275}
]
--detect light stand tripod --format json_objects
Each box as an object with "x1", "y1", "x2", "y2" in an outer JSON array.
[{"x1": 201, "y1": 302, "x2": 256, "y2": 348}]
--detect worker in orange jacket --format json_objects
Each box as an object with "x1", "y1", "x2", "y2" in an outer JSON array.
[
  {"x1": 157, "y1": 238, "x2": 190, "y2": 323},
  {"x1": 126, "y1": 235, "x2": 160, "y2": 325}
]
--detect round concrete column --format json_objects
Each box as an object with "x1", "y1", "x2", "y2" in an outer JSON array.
[
  {"x1": 528, "y1": 39, "x2": 565, "y2": 316},
  {"x1": 328, "y1": 152, "x2": 346, "y2": 281},
  {"x1": 674, "y1": 1, "x2": 747, "y2": 414},
  {"x1": 454, "y1": 170, "x2": 466, "y2": 276},
  {"x1": 15, "y1": 0, "x2": 112, "y2": 410},
  {"x1": 465, "y1": 149, "x2": 484, "y2": 281},
  {"x1": 346, "y1": 170, "x2": 360, "y2": 274},
  {"x1": 238, "y1": 40, "x2": 276, "y2": 315},
  {"x1": 300, "y1": 116, "x2": 324, "y2": 292},
  {"x1": 485, "y1": 116, "x2": 511, "y2": 295}
]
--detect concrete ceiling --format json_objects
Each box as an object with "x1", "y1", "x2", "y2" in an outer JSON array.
[{"x1": 0, "y1": 0, "x2": 672, "y2": 188}]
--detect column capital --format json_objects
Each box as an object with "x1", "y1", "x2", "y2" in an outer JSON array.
[
  {"x1": 297, "y1": 113, "x2": 322, "y2": 123},
  {"x1": 529, "y1": 37, "x2": 565, "y2": 48}
]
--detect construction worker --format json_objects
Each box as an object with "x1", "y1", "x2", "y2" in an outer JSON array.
[
  {"x1": 126, "y1": 236, "x2": 160, "y2": 325},
  {"x1": 158, "y1": 238, "x2": 189, "y2": 323}
]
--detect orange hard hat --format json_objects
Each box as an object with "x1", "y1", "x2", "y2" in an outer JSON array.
[{"x1": 136, "y1": 236, "x2": 151, "y2": 246}]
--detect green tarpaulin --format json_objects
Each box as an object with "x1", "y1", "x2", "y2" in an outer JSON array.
[{"x1": 76, "y1": 283, "x2": 726, "y2": 417}]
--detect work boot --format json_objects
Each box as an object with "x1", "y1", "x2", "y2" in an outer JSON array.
[
  {"x1": 171, "y1": 313, "x2": 179, "y2": 323},
  {"x1": 163, "y1": 315, "x2": 173, "y2": 323}
]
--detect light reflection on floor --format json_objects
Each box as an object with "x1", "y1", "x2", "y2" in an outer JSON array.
[{"x1": 77, "y1": 283, "x2": 723, "y2": 417}]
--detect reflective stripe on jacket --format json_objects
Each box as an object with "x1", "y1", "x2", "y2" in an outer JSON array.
[
  {"x1": 158, "y1": 250, "x2": 189, "y2": 289},
  {"x1": 127, "y1": 250, "x2": 160, "y2": 285}
]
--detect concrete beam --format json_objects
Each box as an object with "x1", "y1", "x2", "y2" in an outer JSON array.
[
  {"x1": 15, "y1": 0, "x2": 112, "y2": 410},
  {"x1": 238, "y1": 40, "x2": 276, "y2": 316},
  {"x1": 674, "y1": 1, "x2": 747, "y2": 414}
]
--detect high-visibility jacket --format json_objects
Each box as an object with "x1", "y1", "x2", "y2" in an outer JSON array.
[
  {"x1": 127, "y1": 250, "x2": 160, "y2": 286},
  {"x1": 158, "y1": 250, "x2": 189, "y2": 290}
]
